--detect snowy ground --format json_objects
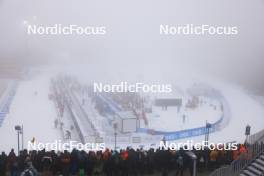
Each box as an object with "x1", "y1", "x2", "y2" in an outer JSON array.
[
  {"x1": 0, "y1": 67, "x2": 264, "y2": 152},
  {"x1": 146, "y1": 101, "x2": 222, "y2": 131},
  {"x1": 171, "y1": 84, "x2": 264, "y2": 145},
  {"x1": 0, "y1": 71, "x2": 61, "y2": 154},
  {"x1": 72, "y1": 77, "x2": 264, "y2": 148}
]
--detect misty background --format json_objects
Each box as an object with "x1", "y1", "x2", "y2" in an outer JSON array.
[{"x1": 0, "y1": 0, "x2": 263, "y2": 94}]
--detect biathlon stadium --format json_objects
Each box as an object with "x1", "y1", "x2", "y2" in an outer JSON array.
[
  {"x1": 1, "y1": 0, "x2": 264, "y2": 175},
  {"x1": 0, "y1": 67, "x2": 264, "y2": 176}
]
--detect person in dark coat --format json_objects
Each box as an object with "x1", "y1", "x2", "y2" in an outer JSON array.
[
  {"x1": 0, "y1": 152, "x2": 7, "y2": 175},
  {"x1": 41, "y1": 152, "x2": 53, "y2": 174},
  {"x1": 175, "y1": 148, "x2": 185, "y2": 176},
  {"x1": 70, "y1": 149, "x2": 79, "y2": 175},
  {"x1": 60, "y1": 150, "x2": 71, "y2": 176},
  {"x1": 7, "y1": 149, "x2": 19, "y2": 176}
]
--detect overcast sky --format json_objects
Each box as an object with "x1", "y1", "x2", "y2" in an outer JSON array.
[{"x1": 0, "y1": 0, "x2": 263, "y2": 93}]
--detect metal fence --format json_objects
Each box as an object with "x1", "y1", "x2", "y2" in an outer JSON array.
[{"x1": 209, "y1": 128, "x2": 264, "y2": 176}]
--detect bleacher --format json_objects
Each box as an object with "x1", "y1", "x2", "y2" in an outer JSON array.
[
  {"x1": 240, "y1": 152, "x2": 264, "y2": 176},
  {"x1": 210, "y1": 129, "x2": 264, "y2": 176}
]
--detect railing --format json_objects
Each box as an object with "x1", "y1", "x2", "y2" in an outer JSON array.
[
  {"x1": 186, "y1": 151, "x2": 198, "y2": 176},
  {"x1": 209, "y1": 128, "x2": 264, "y2": 176},
  {"x1": 209, "y1": 166, "x2": 231, "y2": 176},
  {"x1": 52, "y1": 78, "x2": 99, "y2": 143},
  {"x1": 66, "y1": 102, "x2": 86, "y2": 143},
  {"x1": 51, "y1": 79, "x2": 86, "y2": 143},
  {"x1": 246, "y1": 128, "x2": 264, "y2": 144}
]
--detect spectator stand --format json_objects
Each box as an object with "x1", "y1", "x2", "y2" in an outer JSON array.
[{"x1": 209, "y1": 128, "x2": 264, "y2": 176}]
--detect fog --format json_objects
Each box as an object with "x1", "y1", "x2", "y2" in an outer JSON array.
[{"x1": 0, "y1": 0, "x2": 264, "y2": 93}]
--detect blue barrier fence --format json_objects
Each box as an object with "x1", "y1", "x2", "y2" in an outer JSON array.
[
  {"x1": 137, "y1": 92, "x2": 230, "y2": 141},
  {"x1": 94, "y1": 86, "x2": 230, "y2": 141},
  {"x1": 137, "y1": 115, "x2": 224, "y2": 141},
  {"x1": 0, "y1": 82, "x2": 17, "y2": 127}
]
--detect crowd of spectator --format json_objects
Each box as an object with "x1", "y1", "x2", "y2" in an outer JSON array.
[{"x1": 0, "y1": 143, "x2": 256, "y2": 176}]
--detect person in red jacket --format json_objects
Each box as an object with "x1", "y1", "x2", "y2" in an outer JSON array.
[{"x1": 239, "y1": 145, "x2": 247, "y2": 155}]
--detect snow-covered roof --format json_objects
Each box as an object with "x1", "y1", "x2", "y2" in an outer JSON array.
[{"x1": 117, "y1": 111, "x2": 136, "y2": 119}]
